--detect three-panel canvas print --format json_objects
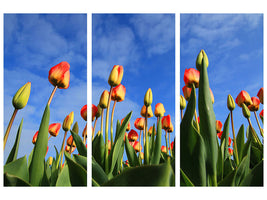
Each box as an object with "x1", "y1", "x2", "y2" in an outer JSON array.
[{"x1": 2, "y1": 13, "x2": 263, "y2": 187}]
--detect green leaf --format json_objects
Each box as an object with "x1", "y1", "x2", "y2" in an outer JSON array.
[
  {"x1": 234, "y1": 153, "x2": 250, "y2": 186},
  {"x1": 180, "y1": 168, "x2": 194, "y2": 186},
  {"x1": 217, "y1": 139, "x2": 225, "y2": 182},
  {"x1": 144, "y1": 127, "x2": 150, "y2": 165},
  {"x1": 6, "y1": 119, "x2": 24, "y2": 164},
  {"x1": 125, "y1": 136, "x2": 140, "y2": 167},
  {"x1": 114, "y1": 120, "x2": 121, "y2": 143},
  {"x1": 149, "y1": 124, "x2": 156, "y2": 160},
  {"x1": 180, "y1": 85, "x2": 206, "y2": 186},
  {"x1": 4, "y1": 173, "x2": 31, "y2": 186},
  {"x1": 240, "y1": 159, "x2": 263, "y2": 186},
  {"x1": 198, "y1": 58, "x2": 217, "y2": 183},
  {"x1": 92, "y1": 157, "x2": 108, "y2": 186},
  {"x1": 92, "y1": 133, "x2": 105, "y2": 169},
  {"x1": 218, "y1": 169, "x2": 236, "y2": 186},
  {"x1": 103, "y1": 163, "x2": 175, "y2": 186},
  {"x1": 70, "y1": 130, "x2": 87, "y2": 157},
  {"x1": 220, "y1": 114, "x2": 230, "y2": 161},
  {"x1": 112, "y1": 143, "x2": 124, "y2": 176},
  {"x1": 29, "y1": 105, "x2": 50, "y2": 186},
  {"x1": 4, "y1": 155, "x2": 29, "y2": 183},
  {"x1": 236, "y1": 125, "x2": 245, "y2": 162},
  {"x1": 73, "y1": 154, "x2": 87, "y2": 171},
  {"x1": 150, "y1": 116, "x2": 162, "y2": 165},
  {"x1": 64, "y1": 152, "x2": 87, "y2": 186},
  {"x1": 56, "y1": 164, "x2": 71, "y2": 186}
]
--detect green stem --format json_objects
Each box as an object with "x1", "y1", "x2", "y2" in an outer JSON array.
[
  {"x1": 194, "y1": 109, "x2": 199, "y2": 132},
  {"x1": 139, "y1": 130, "x2": 142, "y2": 162},
  {"x1": 47, "y1": 86, "x2": 58, "y2": 106},
  {"x1": 92, "y1": 118, "x2": 98, "y2": 140},
  {"x1": 83, "y1": 123, "x2": 87, "y2": 144},
  {"x1": 230, "y1": 110, "x2": 239, "y2": 166},
  {"x1": 254, "y1": 111, "x2": 264, "y2": 138},
  {"x1": 60, "y1": 131, "x2": 67, "y2": 168},
  {"x1": 100, "y1": 109, "x2": 104, "y2": 135},
  {"x1": 4, "y1": 108, "x2": 18, "y2": 150},
  {"x1": 247, "y1": 118, "x2": 261, "y2": 145},
  {"x1": 181, "y1": 109, "x2": 183, "y2": 121},
  {"x1": 110, "y1": 100, "x2": 117, "y2": 146},
  {"x1": 104, "y1": 86, "x2": 113, "y2": 174},
  {"x1": 169, "y1": 132, "x2": 172, "y2": 157},
  {"x1": 48, "y1": 135, "x2": 52, "y2": 142},
  {"x1": 165, "y1": 130, "x2": 169, "y2": 156}
]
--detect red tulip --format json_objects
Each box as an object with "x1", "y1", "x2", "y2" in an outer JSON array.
[
  {"x1": 49, "y1": 123, "x2": 61, "y2": 137},
  {"x1": 81, "y1": 104, "x2": 87, "y2": 121},
  {"x1": 128, "y1": 129, "x2": 138, "y2": 141},
  {"x1": 161, "y1": 146, "x2": 167, "y2": 153},
  {"x1": 91, "y1": 104, "x2": 97, "y2": 121},
  {"x1": 32, "y1": 131, "x2": 38, "y2": 144},
  {"x1": 182, "y1": 86, "x2": 192, "y2": 101},
  {"x1": 217, "y1": 131, "x2": 222, "y2": 139},
  {"x1": 121, "y1": 117, "x2": 130, "y2": 131},
  {"x1": 111, "y1": 84, "x2": 126, "y2": 102},
  {"x1": 257, "y1": 87, "x2": 263, "y2": 104},
  {"x1": 162, "y1": 115, "x2": 172, "y2": 131},
  {"x1": 134, "y1": 117, "x2": 145, "y2": 130},
  {"x1": 48, "y1": 61, "x2": 70, "y2": 89},
  {"x1": 235, "y1": 90, "x2": 252, "y2": 107},
  {"x1": 248, "y1": 97, "x2": 260, "y2": 111},
  {"x1": 228, "y1": 148, "x2": 233, "y2": 156},
  {"x1": 216, "y1": 120, "x2": 223, "y2": 133},
  {"x1": 184, "y1": 68, "x2": 200, "y2": 88},
  {"x1": 260, "y1": 109, "x2": 264, "y2": 120},
  {"x1": 170, "y1": 141, "x2": 174, "y2": 150},
  {"x1": 67, "y1": 135, "x2": 76, "y2": 147},
  {"x1": 228, "y1": 137, "x2": 232, "y2": 146},
  {"x1": 132, "y1": 141, "x2": 142, "y2": 152}
]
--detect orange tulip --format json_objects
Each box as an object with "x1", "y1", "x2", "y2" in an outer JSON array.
[
  {"x1": 228, "y1": 137, "x2": 232, "y2": 146},
  {"x1": 228, "y1": 148, "x2": 233, "y2": 156},
  {"x1": 184, "y1": 68, "x2": 200, "y2": 88},
  {"x1": 134, "y1": 117, "x2": 145, "y2": 130},
  {"x1": 65, "y1": 145, "x2": 76, "y2": 153},
  {"x1": 248, "y1": 97, "x2": 260, "y2": 111},
  {"x1": 154, "y1": 103, "x2": 166, "y2": 117},
  {"x1": 49, "y1": 123, "x2": 61, "y2": 137},
  {"x1": 132, "y1": 141, "x2": 142, "y2": 152},
  {"x1": 48, "y1": 61, "x2": 70, "y2": 89},
  {"x1": 148, "y1": 126, "x2": 156, "y2": 136},
  {"x1": 257, "y1": 87, "x2": 263, "y2": 104},
  {"x1": 108, "y1": 65, "x2": 124, "y2": 87},
  {"x1": 141, "y1": 105, "x2": 153, "y2": 118},
  {"x1": 162, "y1": 115, "x2": 172, "y2": 131},
  {"x1": 161, "y1": 146, "x2": 167, "y2": 153},
  {"x1": 216, "y1": 120, "x2": 223, "y2": 133},
  {"x1": 32, "y1": 131, "x2": 38, "y2": 144},
  {"x1": 111, "y1": 84, "x2": 126, "y2": 102},
  {"x1": 121, "y1": 117, "x2": 130, "y2": 131},
  {"x1": 67, "y1": 135, "x2": 76, "y2": 147},
  {"x1": 235, "y1": 90, "x2": 252, "y2": 107},
  {"x1": 128, "y1": 129, "x2": 138, "y2": 141},
  {"x1": 182, "y1": 86, "x2": 192, "y2": 101},
  {"x1": 81, "y1": 104, "x2": 87, "y2": 121},
  {"x1": 259, "y1": 109, "x2": 264, "y2": 120},
  {"x1": 91, "y1": 104, "x2": 97, "y2": 121}
]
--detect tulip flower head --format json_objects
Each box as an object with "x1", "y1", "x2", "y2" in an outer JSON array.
[
  {"x1": 132, "y1": 141, "x2": 142, "y2": 152},
  {"x1": 235, "y1": 90, "x2": 252, "y2": 107},
  {"x1": 144, "y1": 88, "x2": 153, "y2": 107},
  {"x1": 32, "y1": 131, "x2": 38, "y2": 144},
  {"x1": 92, "y1": 104, "x2": 97, "y2": 121},
  {"x1": 228, "y1": 148, "x2": 233, "y2": 156},
  {"x1": 241, "y1": 103, "x2": 251, "y2": 119},
  {"x1": 49, "y1": 123, "x2": 61, "y2": 137},
  {"x1": 161, "y1": 146, "x2": 167, "y2": 153},
  {"x1": 257, "y1": 87, "x2": 263, "y2": 104},
  {"x1": 108, "y1": 65, "x2": 124, "y2": 87},
  {"x1": 182, "y1": 86, "x2": 192, "y2": 101},
  {"x1": 96, "y1": 104, "x2": 102, "y2": 118},
  {"x1": 148, "y1": 126, "x2": 156, "y2": 136},
  {"x1": 121, "y1": 117, "x2": 130, "y2": 131},
  {"x1": 184, "y1": 68, "x2": 200, "y2": 88},
  {"x1": 48, "y1": 61, "x2": 70, "y2": 89},
  {"x1": 217, "y1": 131, "x2": 222, "y2": 139},
  {"x1": 248, "y1": 97, "x2": 260, "y2": 111},
  {"x1": 128, "y1": 129, "x2": 138, "y2": 141},
  {"x1": 65, "y1": 145, "x2": 76, "y2": 153},
  {"x1": 259, "y1": 109, "x2": 264, "y2": 121},
  {"x1": 67, "y1": 135, "x2": 76, "y2": 147},
  {"x1": 141, "y1": 105, "x2": 153, "y2": 118},
  {"x1": 81, "y1": 104, "x2": 87, "y2": 121},
  {"x1": 134, "y1": 117, "x2": 145, "y2": 130},
  {"x1": 170, "y1": 141, "x2": 174, "y2": 151},
  {"x1": 216, "y1": 120, "x2": 223, "y2": 133},
  {"x1": 180, "y1": 95, "x2": 186, "y2": 110},
  {"x1": 111, "y1": 84, "x2": 126, "y2": 102},
  {"x1": 62, "y1": 111, "x2": 74, "y2": 131},
  {"x1": 162, "y1": 115, "x2": 172, "y2": 131},
  {"x1": 99, "y1": 90, "x2": 110, "y2": 109},
  {"x1": 228, "y1": 137, "x2": 232, "y2": 146},
  {"x1": 12, "y1": 82, "x2": 31, "y2": 110},
  {"x1": 154, "y1": 103, "x2": 166, "y2": 117},
  {"x1": 48, "y1": 157, "x2": 53, "y2": 166},
  {"x1": 227, "y1": 94, "x2": 235, "y2": 111},
  {"x1": 196, "y1": 49, "x2": 209, "y2": 71}
]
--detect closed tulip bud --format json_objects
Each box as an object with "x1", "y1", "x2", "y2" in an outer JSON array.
[
  {"x1": 216, "y1": 120, "x2": 223, "y2": 133},
  {"x1": 111, "y1": 84, "x2": 126, "y2": 102},
  {"x1": 12, "y1": 82, "x2": 31, "y2": 110},
  {"x1": 217, "y1": 131, "x2": 222, "y2": 139},
  {"x1": 148, "y1": 126, "x2": 156, "y2": 136},
  {"x1": 161, "y1": 146, "x2": 167, "y2": 153},
  {"x1": 99, "y1": 90, "x2": 109, "y2": 108},
  {"x1": 227, "y1": 94, "x2": 235, "y2": 111},
  {"x1": 82, "y1": 125, "x2": 87, "y2": 138},
  {"x1": 108, "y1": 65, "x2": 124, "y2": 87},
  {"x1": 184, "y1": 68, "x2": 200, "y2": 88},
  {"x1": 67, "y1": 135, "x2": 76, "y2": 147},
  {"x1": 196, "y1": 49, "x2": 209, "y2": 71},
  {"x1": 248, "y1": 97, "x2": 260, "y2": 111},
  {"x1": 170, "y1": 141, "x2": 174, "y2": 151},
  {"x1": 108, "y1": 140, "x2": 111, "y2": 151},
  {"x1": 128, "y1": 129, "x2": 138, "y2": 141},
  {"x1": 132, "y1": 141, "x2": 142, "y2": 152},
  {"x1": 80, "y1": 105, "x2": 87, "y2": 121},
  {"x1": 210, "y1": 88, "x2": 214, "y2": 104},
  {"x1": 92, "y1": 104, "x2": 97, "y2": 121},
  {"x1": 162, "y1": 115, "x2": 172, "y2": 131},
  {"x1": 65, "y1": 145, "x2": 76, "y2": 153},
  {"x1": 241, "y1": 103, "x2": 251, "y2": 119},
  {"x1": 48, "y1": 61, "x2": 70, "y2": 89},
  {"x1": 235, "y1": 90, "x2": 252, "y2": 107},
  {"x1": 48, "y1": 157, "x2": 53, "y2": 166},
  {"x1": 168, "y1": 122, "x2": 174, "y2": 133},
  {"x1": 140, "y1": 152, "x2": 144, "y2": 160},
  {"x1": 154, "y1": 103, "x2": 166, "y2": 117},
  {"x1": 259, "y1": 109, "x2": 264, "y2": 121},
  {"x1": 141, "y1": 105, "x2": 153, "y2": 118},
  {"x1": 180, "y1": 95, "x2": 186, "y2": 110},
  {"x1": 228, "y1": 137, "x2": 232, "y2": 146},
  {"x1": 182, "y1": 86, "x2": 192, "y2": 101},
  {"x1": 72, "y1": 121, "x2": 79, "y2": 134},
  {"x1": 257, "y1": 87, "x2": 263, "y2": 104},
  {"x1": 32, "y1": 131, "x2": 38, "y2": 144},
  {"x1": 134, "y1": 117, "x2": 145, "y2": 130},
  {"x1": 144, "y1": 88, "x2": 153, "y2": 107},
  {"x1": 62, "y1": 111, "x2": 74, "y2": 131},
  {"x1": 121, "y1": 117, "x2": 130, "y2": 131},
  {"x1": 49, "y1": 123, "x2": 61, "y2": 137},
  {"x1": 228, "y1": 148, "x2": 233, "y2": 156},
  {"x1": 96, "y1": 104, "x2": 102, "y2": 118}
]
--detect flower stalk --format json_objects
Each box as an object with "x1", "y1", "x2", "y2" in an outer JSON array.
[{"x1": 3, "y1": 109, "x2": 18, "y2": 150}]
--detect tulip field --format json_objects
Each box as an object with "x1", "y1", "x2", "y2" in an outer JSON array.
[
  {"x1": 180, "y1": 50, "x2": 263, "y2": 186},
  {"x1": 4, "y1": 62, "x2": 88, "y2": 186},
  {"x1": 92, "y1": 65, "x2": 175, "y2": 186}
]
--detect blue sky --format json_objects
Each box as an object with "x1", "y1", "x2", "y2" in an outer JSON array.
[
  {"x1": 180, "y1": 14, "x2": 263, "y2": 143},
  {"x1": 92, "y1": 14, "x2": 175, "y2": 158},
  {"x1": 4, "y1": 14, "x2": 87, "y2": 162}
]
